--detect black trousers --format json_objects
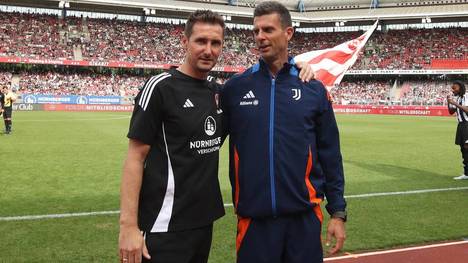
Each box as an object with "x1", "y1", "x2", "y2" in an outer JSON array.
[
  {"x1": 460, "y1": 146, "x2": 468, "y2": 175},
  {"x1": 455, "y1": 122, "x2": 468, "y2": 175},
  {"x1": 3, "y1": 107, "x2": 12, "y2": 119},
  {"x1": 143, "y1": 224, "x2": 213, "y2": 263}
]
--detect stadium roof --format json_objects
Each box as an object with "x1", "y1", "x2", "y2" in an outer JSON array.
[{"x1": 1, "y1": 0, "x2": 467, "y2": 27}]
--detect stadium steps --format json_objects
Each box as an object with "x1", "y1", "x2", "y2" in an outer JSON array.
[
  {"x1": 73, "y1": 46, "x2": 83, "y2": 61},
  {"x1": 399, "y1": 82, "x2": 413, "y2": 99}
]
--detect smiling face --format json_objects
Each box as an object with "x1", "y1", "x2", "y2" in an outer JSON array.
[
  {"x1": 253, "y1": 13, "x2": 293, "y2": 64},
  {"x1": 182, "y1": 22, "x2": 224, "y2": 77}
]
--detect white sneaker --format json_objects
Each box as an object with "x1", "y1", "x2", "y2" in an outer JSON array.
[{"x1": 453, "y1": 174, "x2": 468, "y2": 180}]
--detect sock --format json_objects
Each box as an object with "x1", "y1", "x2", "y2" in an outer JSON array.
[
  {"x1": 3, "y1": 119, "x2": 7, "y2": 131},
  {"x1": 6, "y1": 120, "x2": 11, "y2": 132}
]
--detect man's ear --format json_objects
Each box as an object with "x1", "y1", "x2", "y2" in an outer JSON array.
[
  {"x1": 286, "y1": 26, "x2": 294, "y2": 41},
  {"x1": 182, "y1": 35, "x2": 189, "y2": 48}
]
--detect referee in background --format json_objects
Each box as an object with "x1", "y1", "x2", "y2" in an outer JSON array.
[
  {"x1": 1, "y1": 85, "x2": 16, "y2": 134},
  {"x1": 0, "y1": 87, "x2": 4, "y2": 118},
  {"x1": 447, "y1": 80, "x2": 468, "y2": 180}
]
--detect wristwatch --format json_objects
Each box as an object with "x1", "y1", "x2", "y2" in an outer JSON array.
[{"x1": 331, "y1": 211, "x2": 347, "y2": 222}]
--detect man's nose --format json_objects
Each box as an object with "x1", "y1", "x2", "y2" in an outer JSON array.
[{"x1": 203, "y1": 43, "x2": 213, "y2": 55}]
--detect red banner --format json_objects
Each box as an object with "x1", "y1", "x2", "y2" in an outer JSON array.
[
  {"x1": 431, "y1": 59, "x2": 468, "y2": 69},
  {"x1": 43, "y1": 104, "x2": 133, "y2": 112},
  {"x1": 40, "y1": 103, "x2": 451, "y2": 116},
  {"x1": 0, "y1": 56, "x2": 246, "y2": 72},
  {"x1": 333, "y1": 105, "x2": 452, "y2": 116}
]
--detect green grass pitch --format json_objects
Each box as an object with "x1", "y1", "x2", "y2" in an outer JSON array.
[{"x1": 0, "y1": 111, "x2": 467, "y2": 262}]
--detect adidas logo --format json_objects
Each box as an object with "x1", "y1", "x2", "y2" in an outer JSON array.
[
  {"x1": 243, "y1": 90, "x2": 255, "y2": 99},
  {"x1": 183, "y1": 99, "x2": 194, "y2": 108}
]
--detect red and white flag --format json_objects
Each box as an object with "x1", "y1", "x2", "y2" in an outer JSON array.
[{"x1": 294, "y1": 21, "x2": 378, "y2": 89}]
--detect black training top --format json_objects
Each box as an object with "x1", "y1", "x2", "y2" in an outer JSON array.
[{"x1": 128, "y1": 69, "x2": 225, "y2": 233}]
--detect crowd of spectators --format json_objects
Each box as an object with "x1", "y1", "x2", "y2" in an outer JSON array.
[
  {"x1": 355, "y1": 29, "x2": 467, "y2": 70},
  {"x1": 0, "y1": 11, "x2": 465, "y2": 105},
  {"x1": 0, "y1": 12, "x2": 74, "y2": 59},
  {"x1": 331, "y1": 80, "x2": 392, "y2": 105},
  {"x1": 0, "y1": 71, "x2": 12, "y2": 85},
  {"x1": 0, "y1": 70, "x2": 145, "y2": 96},
  {"x1": 82, "y1": 19, "x2": 186, "y2": 63},
  {"x1": 0, "y1": 11, "x2": 466, "y2": 70},
  {"x1": 330, "y1": 79, "x2": 456, "y2": 105},
  {"x1": 3, "y1": 68, "x2": 458, "y2": 106},
  {"x1": 398, "y1": 80, "x2": 451, "y2": 105}
]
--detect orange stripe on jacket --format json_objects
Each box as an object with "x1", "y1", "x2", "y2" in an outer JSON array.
[
  {"x1": 234, "y1": 146, "x2": 240, "y2": 210},
  {"x1": 305, "y1": 146, "x2": 323, "y2": 223},
  {"x1": 236, "y1": 217, "x2": 251, "y2": 253}
]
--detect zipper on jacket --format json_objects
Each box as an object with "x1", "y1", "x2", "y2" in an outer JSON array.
[{"x1": 269, "y1": 77, "x2": 277, "y2": 217}]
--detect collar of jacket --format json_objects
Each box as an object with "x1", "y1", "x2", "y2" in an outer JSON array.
[{"x1": 252, "y1": 56, "x2": 299, "y2": 78}]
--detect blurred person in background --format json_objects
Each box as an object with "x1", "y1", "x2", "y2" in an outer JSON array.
[
  {"x1": 0, "y1": 87, "x2": 4, "y2": 118},
  {"x1": 447, "y1": 80, "x2": 468, "y2": 180},
  {"x1": 2, "y1": 85, "x2": 16, "y2": 135}
]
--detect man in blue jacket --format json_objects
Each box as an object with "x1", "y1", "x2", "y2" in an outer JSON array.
[{"x1": 220, "y1": 1, "x2": 347, "y2": 262}]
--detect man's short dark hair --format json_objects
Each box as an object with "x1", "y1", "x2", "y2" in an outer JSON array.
[
  {"x1": 184, "y1": 10, "x2": 225, "y2": 38},
  {"x1": 254, "y1": 1, "x2": 292, "y2": 28},
  {"x1": 454, "y1": 80, "x2": 466, "y2": 96}
]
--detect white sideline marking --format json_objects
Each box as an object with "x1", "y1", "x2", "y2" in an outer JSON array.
[
  {"x1": 344, "y1": 186, "x2": 468, "y2": 199},
  {"x1": 1, "y1": 186, "x2": 467, "y2": 222},
  {"x1": 324, "y1": 240, "x2": 468, "y2": 261},
  {"x1": 0, "y1": 210, "x2": 120, "y2": 221}
]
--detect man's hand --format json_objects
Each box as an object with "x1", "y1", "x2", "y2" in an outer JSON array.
[
  {"x1": 325, "y1": 218, "x2": 346, "y2": 255},
  {"x1": 295, "y1": 61, "x2": 315, "y2": 82},
  {"x1": 447, "y1": 96, "x2": 456, "y2": 106},
  {"x1": 119, "y1": 226, "x2": 151, "y2": 263}
]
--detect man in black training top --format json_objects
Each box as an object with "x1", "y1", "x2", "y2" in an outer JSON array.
[{"x1": 118, "y1": 10, "x2": 226, "y2": 263}]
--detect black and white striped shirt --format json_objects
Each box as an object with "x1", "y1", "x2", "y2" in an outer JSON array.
[{"x1": 456, "y1": 94, "x2": 468, "y2": 123}]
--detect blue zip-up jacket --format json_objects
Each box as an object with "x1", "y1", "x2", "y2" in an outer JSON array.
[{"x1": 220, "y1": 58, "x2": 346, "y2": 218}]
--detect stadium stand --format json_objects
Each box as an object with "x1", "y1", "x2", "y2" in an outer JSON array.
[
  {"x1": 355, "y1": 28, "x2": 467, "y2": 70},
  {"x1": 0, "y1": 11, "x2": 466, "y2": 70},
  {"x1": 397, "y1": 80, "x2": 450, "y2": 106},
  {"x1": 17, "y1": 71, "x2": 144, "y2": 96},
  {"x1": 330, "y1": 79, "x2": 453, "y2": 106},
  {"x1": 0, "y1": 69, "x2": 144, "y2": 96},
  {"x1": 1, "y1": 67, "x2": 456, "y2": 106},
  {"x1": 332, "y1": 80, "x2": 392, "y2": 105},
  {"x1": 0, "y1": 12, "x2": 73, "y2": 59},
  {"x1": 0, "y1": 8, "x2": 466, "y2": 106},
  {"x1": 0, "y1": 71, "x2": 12, "y2": 84}
]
